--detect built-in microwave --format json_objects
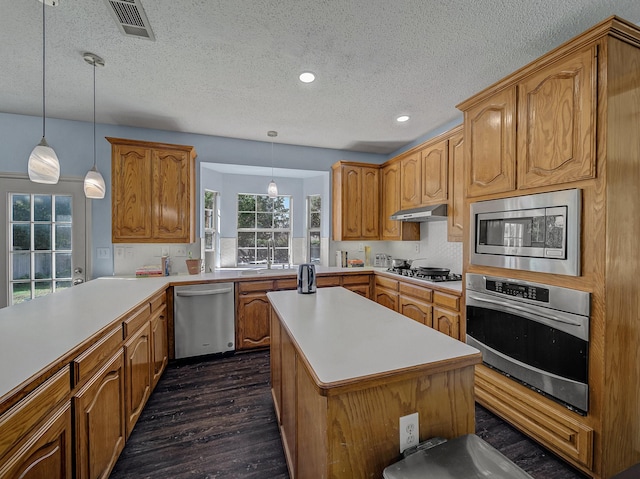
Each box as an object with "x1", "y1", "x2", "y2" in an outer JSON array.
[{"x1": 470, "y1": 189, "x2": 581, "y2": 276}]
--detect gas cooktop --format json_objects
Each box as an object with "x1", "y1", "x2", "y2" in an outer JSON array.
[{"x1": 386, "y1": 267, "x2": 463, "y2": 282}]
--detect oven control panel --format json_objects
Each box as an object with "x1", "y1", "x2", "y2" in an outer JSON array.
[{"x1": 486, "y1": 279, "x2": 550, "y2": 303}]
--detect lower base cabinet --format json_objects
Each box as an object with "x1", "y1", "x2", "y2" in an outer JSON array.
[
  {"x1": 0, "y1": 402, "x2": 72, "y2": 479},
  {"x1": 73, "y1": 349, "x2": 126, "y2": 479},
  {"x1": 124, "y1": 322, "x2": 152, "y2": 438}
]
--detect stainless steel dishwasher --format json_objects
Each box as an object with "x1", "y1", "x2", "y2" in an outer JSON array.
[{"x1": 173, "y1": 282, "x2": 235, "y2": 359}]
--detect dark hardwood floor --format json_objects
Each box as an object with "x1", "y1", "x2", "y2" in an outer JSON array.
[{"x1": 110, "y1": 350, "x2": 589, "y2": 479}]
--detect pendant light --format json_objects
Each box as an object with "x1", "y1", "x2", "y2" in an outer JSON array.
[
  {"x1": 267, "y1": 130, "x2": 278, "y2": 198},
  {"x1": 82, "y1": 52, "x2": 106, "y2": 199},
  {"x1": 28, "y1": 0, "x2": 60, "y2": 184}
]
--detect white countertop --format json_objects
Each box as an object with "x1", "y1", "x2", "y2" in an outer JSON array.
[
  {"x1": 267, "y1": 287, "x2": 479, "y2": 387},
  {"x1": 0, "y1": 266, "x2": 463, "y2": 401}
]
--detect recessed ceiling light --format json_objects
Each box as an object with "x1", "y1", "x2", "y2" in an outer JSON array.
[
  {"x1": 396, "y1": 115, "x2": 410, "y2": 123},
  {"x1": 299, "y1": 72, "x2": 316, "y2": 83}
]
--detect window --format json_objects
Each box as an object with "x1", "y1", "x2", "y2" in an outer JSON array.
[
  {"x1": 237, "y1": 194, "x2": 291, "y2": 265},
  {"x1": 9, "y1": 193, "x2": 73, "y2": 305},
  {"x1": 204, "y1": 190, "x2": 218, "y2": 252},
  {"x1": 307, "y1": 195, "x2": 321, "y2": 264}
]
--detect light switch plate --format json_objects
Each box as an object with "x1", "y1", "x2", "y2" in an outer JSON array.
[{"x1": 97, "y1": 247, "x2": 111, "y2": 260}]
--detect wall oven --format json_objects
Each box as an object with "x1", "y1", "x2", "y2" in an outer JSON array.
[
  {"x1": 466, "y1": 273, "x2": 591, "y2": 414},
  {"x1": 470, "y1": 189, "x2": 581, "y2": 276}
]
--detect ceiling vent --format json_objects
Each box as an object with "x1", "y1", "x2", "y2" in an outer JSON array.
[{"x1": 104, "y1": 0, "x2": 155, "y2": 41}]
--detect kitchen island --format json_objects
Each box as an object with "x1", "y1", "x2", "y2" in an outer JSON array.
[{"x1": 267, "y1": 287, "x2": 481, "y2": 479}]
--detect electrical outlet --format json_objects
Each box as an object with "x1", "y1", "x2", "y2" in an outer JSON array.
[
  {"x1": 399, "y1": 412, "x2": 419, "y2": 453},
  {"x1": 173, "y1": 246, "x2": 187, "y2": 257},
  {"x1": 414, "y1": 243, "x2": 420, "y2": 253},
  {"x1": 358, "y1": 242, "x2": 364, "y2": 252}
]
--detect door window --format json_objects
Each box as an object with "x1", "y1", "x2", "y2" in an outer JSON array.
[{"x1": 1, "y1": 177, "x2": 88, "y2": 308}]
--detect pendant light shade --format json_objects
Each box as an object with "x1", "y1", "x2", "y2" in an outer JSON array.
[
  {"x1": 28, "y1": 138, "x2": 60, "y2": 184},
  {"x1": 29, "y1": 0, "x2": 60, "y2": 184},
  {"x1": 267, "y1": 130, "x2": 278, "y2": 198},
  {"x1": 83, "y1": 52, "x2": 106, "y2": 199}
]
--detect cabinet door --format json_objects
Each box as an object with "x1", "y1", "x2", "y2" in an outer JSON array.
[
  {"x1": 124, "y1": 321, "x2": 152, "y2": 438},
  {"x1": 0, "y1": 402, "x2": 72, "y2": 479},
  {"x1": 465, "y1": 86, "x2": 517, "y2": 197},
  {"x1": 341, "y1": 165, "x2": 363, "y2": 239},
  {"x1": 375, "y1": 288, "x2": 398, "y2": 311},
  {"x1": 399, "y1": 296, "x2": 433, "y2": 326},
  {"x1": 380, "y1": 163, "x2": 401, "y2": 240},
  {"x1": 380, "y1": 163, "x2": 420, "y2": 241},
  {"x1": 74, "y1": 350, "x2": 126, "y2": 479},
  {"x1": 151, "y1": 304, "x2": 168, "y2": 388},
  {"x1": 421, "y1": 139, "x2": 448, "y2": 204},
  {"x1": 433, "y1": 307, "x2": 460, "y2": 340},
  {"x1": 400, "y1": 152, "x2": 421, "y2": 209},
  {"x1": 361, "y1": 166, "x2": 380, "y2": 239},
  {"x1": 270, "y1": 310, "x2": 282, "y2": 424},
  {"x1": 236, "y1": 292, "x2": 271, "y2": 350},
  {"x1": 344, "y1": 284, "x2": 370, "y2": 299},
  {"x1": 517, "y1": 47, "x2": 596, "y2": 189},
  {"x1": 152, "y1": 148, "x2": 194, "y2": 242},
  {"x1": 111, "y1": 145, "x2": 152, "y2": 242},
  {"x1": 280, "y1": 327, "x2": 297, "y2": 475},
  {"x1": 447, "y1": 129, "x2": 465, "y2": 242}
]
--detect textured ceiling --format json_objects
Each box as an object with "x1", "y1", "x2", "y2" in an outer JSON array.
[{"x1": 2, "y1": 1, "x2": 640, "y2": 155}]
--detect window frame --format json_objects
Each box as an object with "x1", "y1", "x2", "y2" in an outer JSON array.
[
  {"x1": 236, "y1": 193, "x2": 292, "y2": 266},
  {"x1": 306, "y1": 194, "x2": 321, "y2": 264}
]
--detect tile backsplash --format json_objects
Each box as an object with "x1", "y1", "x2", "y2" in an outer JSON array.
[
  {"x1": 113, "y1": 241, "x2": 202, "y2": 276},
  {"x1": 331, "y1": 221, "x2": 463, "y2": 273}
]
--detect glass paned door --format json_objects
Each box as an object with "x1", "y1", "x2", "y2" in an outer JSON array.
[{"x1": 1, "y1": 177, "x2": 88, "y2": 308}]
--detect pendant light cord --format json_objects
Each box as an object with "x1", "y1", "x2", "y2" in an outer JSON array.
[
  {"x1": 93, "y1": 59, "x2": 97, "y2": 169},
  {"x1": 42, "y1": 0, "x2": 46, "y2": 139}
]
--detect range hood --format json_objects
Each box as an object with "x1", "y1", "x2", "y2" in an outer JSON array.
[{"x1": 390, "y1": 204, "x2": 448, "y2": 222}]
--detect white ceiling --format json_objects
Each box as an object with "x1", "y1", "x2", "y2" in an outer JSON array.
[{"x1": 2, "y1": 1, "x2": 640, "y2": 155}]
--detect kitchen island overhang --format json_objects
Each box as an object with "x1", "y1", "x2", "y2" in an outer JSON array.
[{"x1": 267, "y1": 286, "x2": 481, "y2": 478}]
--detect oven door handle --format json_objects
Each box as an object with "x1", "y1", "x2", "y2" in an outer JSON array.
[{"x1": 467, "y1": 292, "x2": 582, "y2": 327}]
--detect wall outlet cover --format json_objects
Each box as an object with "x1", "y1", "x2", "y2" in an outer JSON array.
[{"x1": 399, "y1": 412, "x2": 419, "y2": 453}]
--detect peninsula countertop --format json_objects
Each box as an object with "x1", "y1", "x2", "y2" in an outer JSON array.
[{"x1": 267, "y1": 287, "x2": 480, "y2": 389}]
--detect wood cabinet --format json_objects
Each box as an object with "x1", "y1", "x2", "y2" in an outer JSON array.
[
  {"x1": 463, "y1": 86, "x2": 517, "y2": 197},
  {"x1": 420, "y1": 139, "x2": 448, "y2": 205},
  {"x1": 375, "y1": 273, "x2": 462, "y2": 340},
  {"x1": 461, "y1": 46, "x2": 596, "y2": 197},
  {"x1": 331, "y1": 162, "x2": 379, "y2": 240},
  {"x1": 374, "y1": 275, "x2": 399, "y2": 311},
  {"x1": 458, "y1": 18, "x2": 640, "y2": 478},
  {"x1": 400, "y1": 152, "x2": 421, "y2": 209},
  {"x1": 124, "y1": 321, "x2": 152, "y2": 438},
  {"x1": 317, "y1": 273, "x2": 373, "y2": 299},
  {"x1": 236, "y1": 278, "x2": 297, "y2": 351},
  {"x1": 74, "y1": 349, "x2": 126, "y2": 479},
  {"x1": 108, "y1": 137, "x2": 197, "y2": 243},
  {"x1": 150, "y1": 301, "x2": 168, "y2": 389},
  {"x1": 379, "y1": 162, "x2": 420, "y2": 241},
  {"x1": 398, "y1": 282, "x2": 433, "y2": 326},
  {"x1": 0, "y1": 368, "x2": 72, "y2": 479},
  {"x1": 447, "y1": 126, "x2": 465, "y2": 242},
  {"x1": 517, "y1": 46, "x2": 596, "y2": 189}
]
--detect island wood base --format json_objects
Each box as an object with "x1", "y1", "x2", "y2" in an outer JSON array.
[{"x1": 270, "y1": 304, "x2": 479, "y2": 478}]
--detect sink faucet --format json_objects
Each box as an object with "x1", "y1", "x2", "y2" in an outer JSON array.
[{"x1": 267, "y1": 237, "x2": 274, "y2": 269}]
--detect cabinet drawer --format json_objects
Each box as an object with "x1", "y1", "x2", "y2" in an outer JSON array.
[
  {"x1": 149, "y1": 291, "x2": 166, "y2": 312},
  {"x1": 317, "y1": 276, "x2": 341, "y2": 287},
  {"x1": 238, "y1": 280, "x2": 275, "y2": 294},
  {"x1": 123, "y1": 303, "x2": 151, "y2": 338},
  {"x1": 0, "y1": 367, "x2": 71, "y2": 460},
  {"x1": 73, "y1": 325, "x2": 123, "y2": 385},
  {"x1": 433, "y1": 290, "x2": 460, "y2": 311},
  {"x1": 275, "y1": 278, "x2": 298, "y2": 290},
  {"x1": 475, "y1": 365, "x2": 593, "y2": 469},
  {"x1": 375, "y1": 275, "x2": 399, "y2": 291},
  {"x1": 342, "y1": 274, "x2": 371, "y2": 286},
  {"x1": 399, "y1": 282, "x2": 432, "y2": 302}
]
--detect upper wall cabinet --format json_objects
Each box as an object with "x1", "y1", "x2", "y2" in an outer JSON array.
[
  {"x1": 461, "y1": 46, "x2": 596, "y2": 198},
  {"x1": 380, "y1": 162, "x2": 420, "y2": 241},
  {"x1": 420, "y1": 139, "x2": 448, "y2": 205},
  {"x1": 400, "y1": 152, "x2": 421, "y2": 209},
  {"x1": 108, "y1": 137, "x2": 197, "y2": 243},
  {"x1": 332, "y1": 162, "x2": 379, "y2": 241}
]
